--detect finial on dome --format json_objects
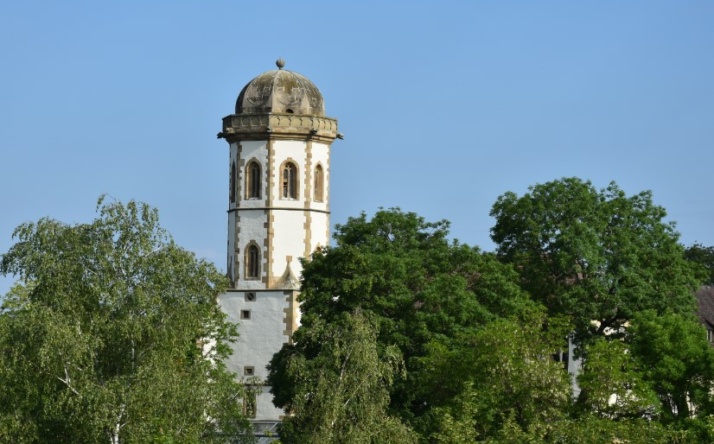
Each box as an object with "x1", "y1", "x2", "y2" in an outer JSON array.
[{"x1": 276, "y1": 58, "x2": 285, "y2": 69}]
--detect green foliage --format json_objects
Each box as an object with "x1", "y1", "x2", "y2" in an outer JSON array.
[
  {"x1": 0, "y1": 197, "x2": 252, "y2": 443},
  {"x1": 548, "y1": 416, "x2": 686, "y2": 444},
  {"x1": 684, "y1": 243, "x2": 714, "y2": 286},
  {"x1": 576, "y1": 338, "x2": 660, "y2": 419},
  {"x1": 429, "y1": 310, "x2": 571, "y2": 442},
  {"x1": 269, "y1": 209, "x2": 540, "y2": 438},
  {"x1": 490, "y1": 177, "x2": 699, "y2": 344},
  {"x1": 628, "y1": 311, "x2": 714, "y2": 421},
  {"x1": 269, "y1": 309, "x2": 417, "y2": 444}
]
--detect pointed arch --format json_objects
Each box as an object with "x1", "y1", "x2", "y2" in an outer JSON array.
[
  {"x1": 280, "y1": 161, "x2": 299, "y2": 200},
  {"x1": 314, "y1": 163, "x2": 324, "y2": 202},
  {"x1": 245, "y1": 160, "x2": 262, "y2": 199},
  {"x1": 245, "y1": 243, "x2": 261, "y2": 280}
]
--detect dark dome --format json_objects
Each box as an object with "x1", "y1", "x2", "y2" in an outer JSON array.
[{"x1": 235, "y1": 59, "x2": 325, "y2": 116}]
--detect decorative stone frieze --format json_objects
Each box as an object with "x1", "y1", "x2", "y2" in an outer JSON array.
[{"x1": 220, "y1": 113, "x2": 338, "y2": 142}]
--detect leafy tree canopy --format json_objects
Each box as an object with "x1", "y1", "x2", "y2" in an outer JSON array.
[
  {"x1": 490, "y1": 177, "x2": 698, "y2": 343},
  {"x1": 269, "y1": 308, "x2": 417, "y2": 444},
  {"x1": 628, "y1": 310, "x2": 714, "y2": 423},
  {"x1": 269, "y1": 209, "x2": 538, "y2": 437},
  {"x1": 0, "y1": 197, "x2": 252, "y2": 444},
  {"x1": 684, "y1": 242, "x2": 714, "y2": 286},
  {"x1": 429, "y1": 309, "x2": 571, "y2": 443}
]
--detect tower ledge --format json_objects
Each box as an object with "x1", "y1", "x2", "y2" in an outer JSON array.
[{"x1": 219, "y1": 113, "x2": 338, "y2": 143}]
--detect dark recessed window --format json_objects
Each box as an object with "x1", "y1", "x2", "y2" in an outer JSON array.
[
  {"x1": 246, "y1": 161, "x2": 261, "y2": 199},
  {"x1": 246, "y1": 245, "x2": 260, "y2": 279},
  {"x1": 314, "y1": 164, "x2": 324, "y2": 202},
  {"x1": 281, "y1": 162, "x2": 298, "y2": 199},
  {"x1": 241, "y1": 310, "x2": 251, "y2": 320}
]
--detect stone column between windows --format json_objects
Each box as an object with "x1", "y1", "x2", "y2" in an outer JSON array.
[
  {"x1": 265, "y1": 139, "x2": 275, "y2": 288},
  {"x1": 303, "y1": 140, "x2": 313, "y2": 260}
]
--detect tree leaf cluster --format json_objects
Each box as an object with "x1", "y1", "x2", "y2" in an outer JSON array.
[
  {"x1": 269, "y1": 178, "x2": 713, "y2": 443},
  {"x1": 0, "y1": 197, "x2": 253, "y2": 444},
  {"x1": 490, "y1": 177, "x2": 699, "y2": 345}
]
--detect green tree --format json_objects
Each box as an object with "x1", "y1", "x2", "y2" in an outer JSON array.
[
  {"x1": 628, "y1": 310, "x2": 714, "y2": 422},
  {"x1": 490, "y1": 177, "x2": 699, "y2": 344},
  {"x1": 547, "y1": 416, "x2": 686, "y2": 444},
  {"x1": 269, "y1": 309, "x2": 417, "y2": 444},
  {"x1": 429, "y1": 309, "x2": 571, "y2": 443},
  {"x1": 684, "y1": 243, "x2": 714, "y2": 286},
  {"x1": 269, "y1": 209, "x2": 538, "y2": 437},
  {"x1": 0, "y1": 198, "x2": 252, "y2": 444},
  {"x1": 576, "y1": 338, "x2": 659, "y2": 419}
]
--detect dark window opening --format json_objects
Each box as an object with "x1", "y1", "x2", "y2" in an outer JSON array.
[
  {"x1": 246, "y1": 245, "x2": 260, "y2": 279},
  {"x1": 282, "y1": 162, "x2": 298, "y2": 199},
  {"x1": 246, "y1": 161, "x2": 261, "y2": 199},
  {"x1": 314, "y1": 164, "x2": 324, "y2": 202}
]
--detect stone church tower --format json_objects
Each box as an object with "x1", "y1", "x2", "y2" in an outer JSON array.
[{"x1": 217, "y1": 59, "x2": 340, "y2": 433}]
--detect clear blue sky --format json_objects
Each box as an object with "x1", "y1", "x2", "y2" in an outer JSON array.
[{"x1": 1, "y1": 1, "x2": 713, "y2": 296}]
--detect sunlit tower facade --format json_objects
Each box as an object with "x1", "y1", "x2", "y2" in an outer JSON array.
[{"x1": 216, "y1": 58, "x2": 340, "y2": 434}]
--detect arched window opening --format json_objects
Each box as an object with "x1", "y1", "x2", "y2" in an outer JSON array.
[
  {"x1": 281, "y1": 162, "x2": 298, "y2": 199},
  {"x1": 314, "y1": 164, "x2": 324, "y2": 202},
  {"x1": 246, "y1": 161, "x2": 261, "y2": 199},
  {"x1": 245, "y1": 244, "x2": 260, "y2": 279},
  {"x1": 230, "y1": 162, "x2": 236, "y2": 203}
]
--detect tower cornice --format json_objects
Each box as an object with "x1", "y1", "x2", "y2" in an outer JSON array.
[{"x1": 218, "y1": 113, "x2": 338, "y2": 143}]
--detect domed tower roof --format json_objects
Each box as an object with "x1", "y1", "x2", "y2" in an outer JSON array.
[{"x1": 235, "y1": 58, "x2": 325, "y2": 116}]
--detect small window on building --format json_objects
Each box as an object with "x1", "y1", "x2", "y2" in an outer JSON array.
[
  {"x1": 245, "y1": 292, "x2": 256, "y2": 302},
  {"x1": 244, "y1": 366, "x2": 255, "y2": 376},
  {"x1": 245, "y1": 160, "x2": 261, "y2": 199},
  {"x1": 230, "y1": 162, "x2": 236, "y2": 203},
  {"x1": 314, "y1": 164, "x2": 324, "y2": 202},
  {"x1": 243, "y1": 391, "x2": 257, "y2": 418},
  {"x1": 241, "y1": 310, "x2": 251, "y2": 320},
  {"x1": 281, "y1": 162, "x2": 298, "y2": 199},
  {"x1": 245, "y1": 244, "x2": 260, "y2": 279}
]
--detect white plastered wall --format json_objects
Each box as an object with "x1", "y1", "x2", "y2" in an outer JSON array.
[
  {"x1": 222, "y1": 137, "x2": 333, "y2": 423},
  {"x1": 218, "y1": 290, "x2": 288, "y2": 421}
]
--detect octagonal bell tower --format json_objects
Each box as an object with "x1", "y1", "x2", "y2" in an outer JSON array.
[{"x1": 217, "y1": 59, "x2": 339, "y2": 429}]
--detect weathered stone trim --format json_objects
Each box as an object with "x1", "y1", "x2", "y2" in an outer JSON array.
[
  {"x1": 243, "y1": 240, "x2": 262, "y2": 281},
  {"x1": 266, "y1": 140, "x2": 275, "y2": 288},
  {"x1": 265, "y1": 211, "x2": 274, "y2": 287},
  {"x1": 233, "y1": 213, "x2": 240, "y2": 287},
  {"x1": 282, "y1": 290, "x2": 299, "y2": 342},
  {"x1": 229, "y1": 207, "x2": 330, "y2": 215},
  {"x1": 278, "y1": 158, "x2": 300, "y2": 200},
  {"x1": 243, "y1": 157, "x2": 262, "y2": 200},
  {"x1": 221, "y1": 114, "x2": 338, "y2": 141}
]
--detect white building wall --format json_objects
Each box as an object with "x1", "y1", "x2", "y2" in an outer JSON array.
[
  {"x1": 238, "y1": 140, "x2": 268, "y2": 210},
  {"x1": 218, "y1": 290, "x2": 288, "y2": 421},
  {"x1": 222, "y1": 134, "x2": 334, "y2": 426},
  {"x1": 271, "y1": 211, "x2": 309, "y2": 278},
  {"x1": 235, "y1": 210, "x2": 268, "y2": 289},
  {"x1": 271, "y1": 140, "x2": 307, "y2": 209}
]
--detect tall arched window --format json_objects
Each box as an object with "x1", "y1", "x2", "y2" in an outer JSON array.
[
  {"x1": 230, "y1": 162, "x2": 236, "y2": 203},
  {"x1": 245, "y1": 244, "x2": 260, "y2": 279},
  {"x1": 245, "y1": 161, "x2": 261, "y2": 199},
  {"x1": 314, "y1": 164, "x2": 324, "y2": 202},
  {"x1": 281, "y1": 162, "x2": 298, "y2": 199}
]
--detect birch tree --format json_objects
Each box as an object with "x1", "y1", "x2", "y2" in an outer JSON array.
[{"x1": 0, "y1": 197, "x2": 252, "y2": 444}]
